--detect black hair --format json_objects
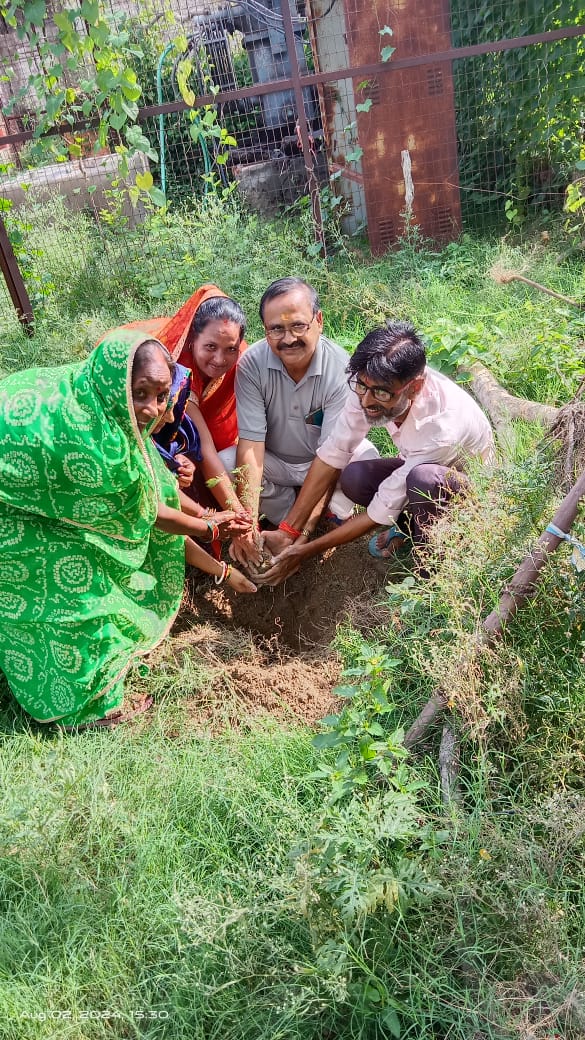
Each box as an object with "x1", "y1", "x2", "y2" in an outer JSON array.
[
  {"x1": 347, "y1": 320, "x2": 426, "y2": 384},
  {"x1": 133, "y1": 339, "x2": 175, "y2": 380},
  {"x1": 190, "y1": 295, "x2": 246, "y2": 342},
  {"x1": 259, "y1": 277, "x2": 320, "y2": 321}
]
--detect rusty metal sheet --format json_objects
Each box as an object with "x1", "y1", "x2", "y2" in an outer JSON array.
[{"x1": 343, "y1": 0, "x2": 462, "y2": 252}]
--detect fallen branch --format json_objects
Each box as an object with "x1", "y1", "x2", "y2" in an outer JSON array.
[
  {"x1": 462, "y1": 360, "x2": 585, "y2": 489},
  {"x1": 402, "y1": 359, "x2": 585, "y2": 782},
  {"x1": 464, "y1": 361, "x2": 558, "y2": 434},
  {"x1": 490, "y1": 265, "x2": 585, "y2": 310},
  {"x1": 404, "y1": 469, "x2": 585, "y2": 768},
  {"x1": 482, "y1": 467, "x2": 585, "y2": 639},
  {"x1": 438, "y1": 724, "x2": 462, "y2": 806},
  {"x1": 403, "y1": 692, "x2": 447, "y2": 749}
]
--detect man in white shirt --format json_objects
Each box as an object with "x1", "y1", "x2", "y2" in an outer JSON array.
[{"x1": 259, "y1": 319, "x2": 494, "y2": 583}]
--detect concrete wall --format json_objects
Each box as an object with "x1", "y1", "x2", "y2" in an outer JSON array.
[{"x1": 0, "y1": 151, "x2": 150, "y2": 226}]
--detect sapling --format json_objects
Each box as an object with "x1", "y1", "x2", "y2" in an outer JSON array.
[{"x1": 206, "y1": 465, "x2": 274, "y2": 576}]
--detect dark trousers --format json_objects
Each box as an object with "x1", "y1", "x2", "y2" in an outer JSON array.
[{"x1": 339, "y1": 458, "x2": 467, "y2": 543}]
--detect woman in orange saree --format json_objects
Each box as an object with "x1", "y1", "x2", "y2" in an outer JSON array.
[{"x1": 125, "y1": 284, "x2": 249, "y2": 514}]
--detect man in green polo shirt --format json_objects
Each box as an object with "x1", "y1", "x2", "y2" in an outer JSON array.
[{"x1": 230, "y1": 277, "x2": 378, "y2": 567}]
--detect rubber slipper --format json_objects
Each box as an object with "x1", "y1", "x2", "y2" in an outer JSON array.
[
  {"x1": 368, "y1": 524, "x2": 408, "y2": 559},
  {"x1": 61, "y1": 694, "x2": 154, "y2": 733}
]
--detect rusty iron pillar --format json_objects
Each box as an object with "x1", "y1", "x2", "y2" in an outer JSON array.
[{"x1": 0, "y1": 214, "x2": 34, "y2": 335}]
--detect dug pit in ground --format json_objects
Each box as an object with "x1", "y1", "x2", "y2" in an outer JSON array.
[{"x1": 171, "y1": 538, "x2": 396, "y2": 726}]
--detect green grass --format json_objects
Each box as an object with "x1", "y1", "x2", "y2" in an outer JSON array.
[
  {"x1": 3, "y1": 196, "x2": 584, "y2": 403},
  {"x1": 0, "y1": 723, "x2": 327, "y2": 1039},
  {"x1": 1, "y1": 201, "x2": 585, "y2": 1038},
  {"x1": 2, "y1": 718, "x2": 583, "y2": 1039}
]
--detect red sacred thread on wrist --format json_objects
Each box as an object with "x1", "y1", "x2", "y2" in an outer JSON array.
[{"x1": 278, "y1": 520, "x2": 301, "y2": 539}]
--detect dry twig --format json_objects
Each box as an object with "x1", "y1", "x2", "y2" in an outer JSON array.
[{"x1": 490, "y1": 263, "x2": 585, "y2": 309}]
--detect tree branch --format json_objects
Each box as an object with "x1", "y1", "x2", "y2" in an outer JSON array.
[{"x1": 463, "y1": 361, "x2": 558, "y2": 434}]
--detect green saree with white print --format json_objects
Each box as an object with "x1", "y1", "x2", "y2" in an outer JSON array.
[{"x1": 0, "y1": 328, "x2": 185, "y2": 725}]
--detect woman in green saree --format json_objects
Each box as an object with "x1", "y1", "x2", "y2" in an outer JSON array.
[{"x1": 0, "y1": 328, "x2": 254, "y2": 729}]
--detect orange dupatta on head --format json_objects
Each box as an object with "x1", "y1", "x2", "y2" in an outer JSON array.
[{"x1": 122, "y1": 283, "x2": 247, "y2": 453}]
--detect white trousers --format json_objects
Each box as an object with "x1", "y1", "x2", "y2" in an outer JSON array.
[{"x1": 220, "y1": 439, "x2": 379, "y2": 524}]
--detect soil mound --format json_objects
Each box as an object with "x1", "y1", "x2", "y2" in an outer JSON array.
[{"x1": 171, "y1": 537, "x2": 391, "y2": 726}]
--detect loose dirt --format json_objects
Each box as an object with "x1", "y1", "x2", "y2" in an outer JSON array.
[{"x1": 170, "y1": 537, "x2": 396, "y2": 728}]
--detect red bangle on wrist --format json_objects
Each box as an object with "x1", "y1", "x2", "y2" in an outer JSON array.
[{"x1": 278, "y1": 520, "x2": 302, "y2": 539}]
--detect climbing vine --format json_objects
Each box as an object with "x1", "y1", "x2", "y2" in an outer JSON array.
[{"x1": 0, "y1": 0, "x2": 235, "y2": 205}]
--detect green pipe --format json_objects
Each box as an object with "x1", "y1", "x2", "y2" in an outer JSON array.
[
  {"x1": 156, "y1": 42, "x2": 174, "y2": 199},
  {"x1": 156, "y1": 42, "x2": 214, "y2": 202}
]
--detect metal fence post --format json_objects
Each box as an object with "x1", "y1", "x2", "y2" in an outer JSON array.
[
  {"x1": 280, "y1": 0, "x2": 326, "y2": 256},
  {"x1": 0, "y1": 214, "x2": 34, "y2": 335}
]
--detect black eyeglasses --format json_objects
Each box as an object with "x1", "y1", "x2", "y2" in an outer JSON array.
[
  {"x1": 264, "y1": 317, "x2": 316, "y2": 342},
  {"x1": 348, "y1": 376, "x2": 413, "y2": 404}
]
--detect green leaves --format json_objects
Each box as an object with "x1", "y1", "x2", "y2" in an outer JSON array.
[
  {"x1": 312, "y1": 643, "x2": 409, "y2": 801},
  {"x1": 381, "y1": 1007, "x2": 401, "y2": 1037},
  {"x1": 44, "y1": 93, "x2": 64, "y2": 124},
  {"x1": 176, "y1": 59, "x2": 196, "y2": 107},
  {"x1": 292, "y1": 785, "x2": 433, "y2": 926},
  {"x1": 108, "y1": 111, "x2": 127, "y2": 132},
  {"x1": 23, "y1": 0, "x2": 45, "y2": 25},
  {"x1": 313, "y1": 730, "x2": 345, "y2": 750},
  {"x1": 79, "y1": 0, "x2": 99, "y2": 23},
  {"x1": 6, "y1": 0, "x2": 156, "y2": 181},
  {"x1": 379, "y1": 26, "x2": 396, "y2": 62},
  {"x1": 332, "y1": 683, "x2": 358, "y2": 698},
  {"x1": 148, "y1": 186, "x2": 166, "y2": 207},
  {"x1": 127, "y1": 169, "x2": 166, "y2": 210},
  {"x1": 125, "y1": 124, "x2": 157, "y2": 162},
  {"x1": 120, "y1": 69, "x2": 141, "y2": 102},
  {"x1": 6, "y1": 0, "x2": 236, "y2": 211},
  {"x1": 135, "y1": 170, "x2": 153, "y2": 192}
]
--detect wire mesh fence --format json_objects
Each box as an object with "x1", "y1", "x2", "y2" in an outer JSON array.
[{"x1": 0, "y1": 0, "x2": 583, "y2": 328}]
